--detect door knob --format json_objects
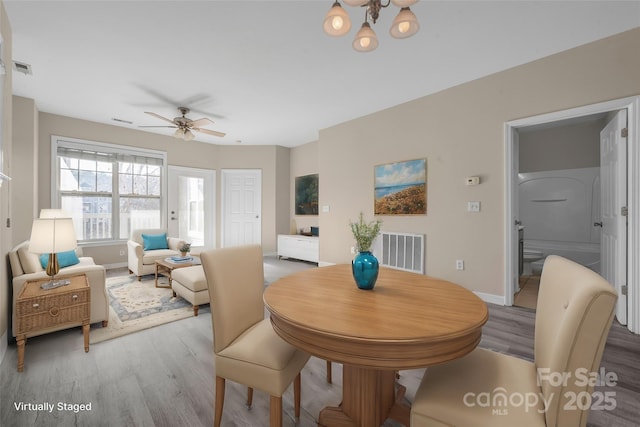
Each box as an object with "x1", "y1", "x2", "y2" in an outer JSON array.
[{"x1": 594, "y1": 222, "x2": 603, "y2": 227}]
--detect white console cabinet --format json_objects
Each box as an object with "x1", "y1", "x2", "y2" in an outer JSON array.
[{"x1": 277, "y1": 234, "x2": 319, "y2": 263}]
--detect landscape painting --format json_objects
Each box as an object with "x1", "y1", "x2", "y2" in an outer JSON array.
[
  {"x1": 295, "y1": 174, "x2": 319, "y2": 215},
  {"x1": 374, "y1": 159, "x2": 427, "y2": 215}
]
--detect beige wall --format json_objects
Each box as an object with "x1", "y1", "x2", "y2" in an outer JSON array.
[
  {"x1": 11, "y1": 96, "x2": 37, "y2": 239},
  {"x1": 316, "y1": 28, "x2": 640, "y2": 297},
  {"x1": 0, "y1": 0, "x2": 11, "y2": 350},
  {"x1": 519, "y1": 119, "x2": 604, "y2": 173}
]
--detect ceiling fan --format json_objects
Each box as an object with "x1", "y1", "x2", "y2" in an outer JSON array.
[{"x1": 140, "y1": 107, "x2": 226, "y2": 141}]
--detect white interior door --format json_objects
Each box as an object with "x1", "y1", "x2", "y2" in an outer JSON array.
[
  {"x1": 168, "y1": 166, "x2": 215, "y2": 251},
  {"x1": 221, "y1": 169, "x2": 261, "y2": 247},
  {"x1": 600, "y1": 110, "x2": 628, "y2": 324}
]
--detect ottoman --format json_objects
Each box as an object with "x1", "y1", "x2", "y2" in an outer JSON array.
[{"x1": 171, "y1": 265, "x2": 209, "y2": 316}]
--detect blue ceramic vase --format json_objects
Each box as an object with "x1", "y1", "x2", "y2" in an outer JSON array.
[{"x1": 351, "y1": 251, "x2": 379, "y2": 290}]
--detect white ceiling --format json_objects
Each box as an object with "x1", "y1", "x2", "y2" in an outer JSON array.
[{"x1": 5, "y1": 1, "x2": 639, "y2": 147}]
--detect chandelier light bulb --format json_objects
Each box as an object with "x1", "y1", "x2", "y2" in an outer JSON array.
[
  {"x1": 390, "y1": 7, "x2": 419, "y2": 39},
  {"x1": 323, "y1": 1, "x2": 351, "y2": 37},
  {"x1": 333, "y1": 16, "x2": 344, "y2": 31},
  {"x1": 353, "y1": 22, "x2": 378, "y2": 52}
]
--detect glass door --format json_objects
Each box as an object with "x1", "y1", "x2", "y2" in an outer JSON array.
[{"x1": 168, "y1": 166, "x2": 215, "y2": 250}]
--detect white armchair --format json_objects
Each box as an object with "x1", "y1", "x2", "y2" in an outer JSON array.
[{"x1": 127, "y1": 228, "x2": 184, "y2": 280}]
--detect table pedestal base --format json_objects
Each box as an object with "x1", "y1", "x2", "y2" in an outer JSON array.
[{"x1": 318, "y1": 365, "x2": 411, "y2": 427}]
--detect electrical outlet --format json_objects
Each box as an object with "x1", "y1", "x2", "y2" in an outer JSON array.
[
  {"x1": 467, "y1": 201, "x2": 481, "y2": 212},
  {"x1": 119, "y1": 249, "x2": 125, "y2": 256},
  {"x1": 456, "y1": 260, "x2": 464, "y2": 270}
]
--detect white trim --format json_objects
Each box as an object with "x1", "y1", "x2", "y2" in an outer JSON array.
[
  {"x1": 505, "y1": 96, "x2": 640, "y2": 334},
  {"x1": 474, "y1": 291, "x2": 506, "y2": 306},
  {"x1": 103, "y1": 262, "x2": 127, "y2": 270},
  {"x1": 318, "y1": 261, "x2": 335, "y2": 267}
]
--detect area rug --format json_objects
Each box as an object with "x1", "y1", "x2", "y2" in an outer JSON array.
[{"x1": 90, "y1": 274, "x2": 195, "y2": 344}]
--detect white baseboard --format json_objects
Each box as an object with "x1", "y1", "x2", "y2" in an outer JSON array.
[
  {"x1": 318, "y1": 261, "x2": 335, "y2": 267},
  {"x1": 474, "y1": 291, "x2": 506, "y2": 306},
  {"x1": 103, "y1": 261, "x2": 127, "y2": 270}
]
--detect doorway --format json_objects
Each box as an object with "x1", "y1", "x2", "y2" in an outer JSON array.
[
  {"x1": 505, "y1": 96, "x2": 640, "y2": 334},
  {"x1": 167, "y1": 166, "x2": 216, "y2": 251},
  {"x1": 514, "y1": 117, "x2": 604, "y2": 310},
  {"x1": 221, "y1": 169, "x2": 262, "y2": 247}
]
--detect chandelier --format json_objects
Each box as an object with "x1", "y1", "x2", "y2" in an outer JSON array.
[{"x1": 323, "y1": 0, "x2": 420, "y2": 52}]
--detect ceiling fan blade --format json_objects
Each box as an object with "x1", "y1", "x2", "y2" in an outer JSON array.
[
  {"x1": 139, "y1": 125, "x2": 178, "y2": 129},
  {"x1": 190, "y1": 118, "x2": 214, "y2": 128},
  {"x1": 193, "y1": 127, "x2": 226, "y2": 138},
  {"x1": 145, "y1": 111, "x2": 177, "y2": 125}
]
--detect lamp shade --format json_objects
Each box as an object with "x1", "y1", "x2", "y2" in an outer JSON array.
[
  {"x1": 352, "y1": 22, "x2": 378, "y2": 52},
  {"x1": 343, "y1": 0, "x2": 369, "y2": 6},
  {"x1": 28, "y1": 218, "x2": 77, "y2": 254},
  {"x1": 184, "y1": 129, "x2": 195, "y2": 141},
  {"x1": 323, "y1": 1, "x2": 351, "y2": 37},
  {"x1": 391, "y1": 0, "x2": 418, "y2": 7},
  {"x1": 390, "y1": 7, "x2": 419, "y2": 39},
  {"x1": 173, "y1": 128, "x2": 184, "y2": 139},
  {"x1": 39, "y1": 209, "x2": 71, "y2": 219}
]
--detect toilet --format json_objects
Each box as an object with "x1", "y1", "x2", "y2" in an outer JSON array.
[{"x1": 522, "y1": 249, "x2": 544, "y2": 276}]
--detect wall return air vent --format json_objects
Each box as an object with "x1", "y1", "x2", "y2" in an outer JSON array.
[{"x1": 13, "y1": 61, "x2": 32, "y2": 75}]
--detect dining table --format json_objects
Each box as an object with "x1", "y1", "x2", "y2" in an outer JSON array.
[{"x1": 263, "y1": 264, "x2": 489, "y2": 427}]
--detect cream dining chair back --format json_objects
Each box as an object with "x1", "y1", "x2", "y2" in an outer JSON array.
[
  {"x1": 201, "y1": 245, "x2": 310, "y2": 427},
  {"x1": 410, "y1": 255, "x2": 618, "y2": 427}
]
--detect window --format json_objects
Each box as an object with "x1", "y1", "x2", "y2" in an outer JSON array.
[{"x1": 52, "y1": 136, "x2": 166, "y2": 243}]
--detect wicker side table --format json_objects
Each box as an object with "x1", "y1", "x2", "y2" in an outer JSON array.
[{"x1": 15, "y1": 274, "x2": 91, "y2": 372}]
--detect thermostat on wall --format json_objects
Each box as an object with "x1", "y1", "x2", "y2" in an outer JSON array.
[{"x1": 466, "y1": 176, "x2": 480, "y2": 186}]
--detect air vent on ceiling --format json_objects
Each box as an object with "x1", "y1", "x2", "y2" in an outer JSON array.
[{"x1": 13, "y1": 61, "x2": 32, "y2": 75}]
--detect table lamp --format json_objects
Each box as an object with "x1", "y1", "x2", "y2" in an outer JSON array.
[
  {"x1": 39, "y1": 208, "x2": 71, "y2": 219},
  {"x1": 28, "y1": 217, "x2": 77, "y2": 290}
]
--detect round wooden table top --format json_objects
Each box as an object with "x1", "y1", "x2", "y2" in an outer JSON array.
[{"x1": 264, "y1": 264, "x2": 489, "y2": 369}]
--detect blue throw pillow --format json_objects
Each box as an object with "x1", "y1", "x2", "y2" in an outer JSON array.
[
  {"x1": 39, "y1": 250, "x2": 80, "y2": 269},
  {"x1": 142, "y1": 233, "x2": 168, "y2": 251}
]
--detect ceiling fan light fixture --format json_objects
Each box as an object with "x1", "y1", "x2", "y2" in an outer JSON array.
[
  {"x1": 173, "y1": 128, "x2": 184, "y2": 139},
  {"x1": 390, "y1": 7, "x2": 419, "y2": 39},
  {"x1": 353, "y1": 22, "x2": 378, "y2": 52},
  {"x1": 323, "y1": 1, "x2": 351, "y2": 37},
  {"x1": 183, "y1": 129, "x2": 195, "y2": 141}
]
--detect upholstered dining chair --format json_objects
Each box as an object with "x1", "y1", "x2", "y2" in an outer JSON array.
[
  {"x1": 411, "y1": 255, "x2": 618, "y2": 427},
  {"x1": 200, "y1": 245, "x2": 311, "y2": 427}
]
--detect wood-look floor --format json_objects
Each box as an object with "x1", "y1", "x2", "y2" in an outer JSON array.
[{"x1": 1, "y1": 258, "x2": 638, "y2": 427}]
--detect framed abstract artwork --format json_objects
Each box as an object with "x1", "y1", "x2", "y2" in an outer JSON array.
[
  {"x1": 374, "y1": 158, "x2": 427, "y2": 215},
  {"x1": 295, "y1": 174, "x2": 319, "y2": 215}
]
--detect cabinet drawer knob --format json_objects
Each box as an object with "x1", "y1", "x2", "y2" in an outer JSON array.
[
  {"x1": 32, "y1": 303, "x2": 39, "y2": 308},
  {"x1": 49, "y1": 307, "x2": 60, "y2": 317},
  {"x1": 72, "y1": 294, "x2": 78, "y2": 299}
]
